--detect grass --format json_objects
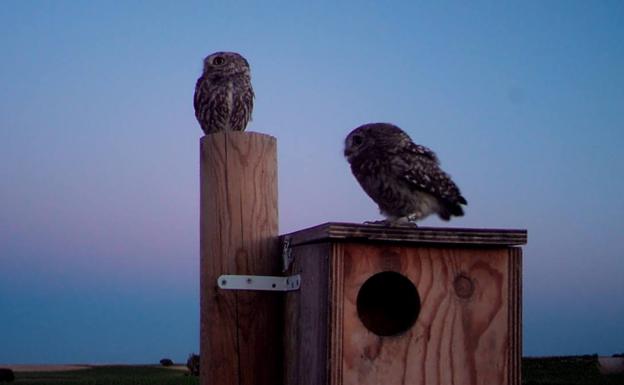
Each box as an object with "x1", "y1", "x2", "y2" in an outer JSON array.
[
  {"x1": 523, "y1": 356, "x2": 624, "y2": 385},
  {"x1": 13, "y1": 365, "x2": 198, "y2": 385},
  {"x1": 7, "y1": 356, "x2": 624, "y2": 384}
]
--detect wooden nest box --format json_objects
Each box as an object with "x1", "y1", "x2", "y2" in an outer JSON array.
[
  {"x1": 282, "y1": 222, "x2": 527, "y2": 385},
  {"x1": 199, "y1": 132, "x2": 527, "y2": 385}
]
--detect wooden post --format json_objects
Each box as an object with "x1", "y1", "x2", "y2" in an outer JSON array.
[{"x1": 200, "y1": 132, "x2": 281, "y2": 385}]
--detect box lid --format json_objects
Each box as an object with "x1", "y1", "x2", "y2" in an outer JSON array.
[{"x1": 281, "y1": 222, "x2": 527, "y2": 247}]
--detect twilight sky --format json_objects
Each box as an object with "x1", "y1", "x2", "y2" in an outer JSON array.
[{"x1": 1, "y1": 1, "x2": 623, "y2": 364}]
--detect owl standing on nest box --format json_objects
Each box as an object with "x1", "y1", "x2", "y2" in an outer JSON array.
[
  {"x1": 194, "y1": 51, "x2": 254, "y2": 135},
  {"x1": 344, "y1": 122, "x2": 467, "y2": 225}
]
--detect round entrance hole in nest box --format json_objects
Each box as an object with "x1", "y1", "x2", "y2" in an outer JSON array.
[{"x1": 356, "y1": 271, "x2": 421, "y2": 336}]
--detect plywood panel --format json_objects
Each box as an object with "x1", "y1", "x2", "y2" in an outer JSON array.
[
  {"x1": 508, "y1": 247, "x2": 523, "y2": 385},
  {"x1": 335, "y1": 243, "x2": 519, "y2": 385},
  {"x1": 283, "y1": 222, "x2": 527, "y2": 248},
  {"x1": 284, "y1": 243, "x2": 331, "y2": 385}
]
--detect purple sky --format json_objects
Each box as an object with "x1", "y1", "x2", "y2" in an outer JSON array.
[{"x1": 1, "y1": 1, "x2": 623, "y2": 363}]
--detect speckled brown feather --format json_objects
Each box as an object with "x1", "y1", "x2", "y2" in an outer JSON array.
[
  {"x1": 194, "y1": 51, "x2": 254, "y2": 135},
  {"x1": 344, "y1": 123, "x2": 467, "y2": 223}
]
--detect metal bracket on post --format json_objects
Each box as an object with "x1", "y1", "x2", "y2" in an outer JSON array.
[
  {"x1": 282, "y1": 236, "x2": 294, "y2": 272},
  {"x1": 217, "y1": 274, "x2": 301, "y2": 292}
]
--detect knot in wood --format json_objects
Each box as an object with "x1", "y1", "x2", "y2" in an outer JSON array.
[{"x1": 453, "y1": 274, "x2": 475, "y2": 299}]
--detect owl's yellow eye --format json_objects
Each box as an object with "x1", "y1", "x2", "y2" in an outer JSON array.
[{"x1": 213, "y1": 56, "x2": 225, "y2": 65}]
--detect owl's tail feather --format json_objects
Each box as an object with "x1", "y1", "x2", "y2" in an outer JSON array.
[{"x1": 438, "y1": 196, "x2": 467, "y2": 221}]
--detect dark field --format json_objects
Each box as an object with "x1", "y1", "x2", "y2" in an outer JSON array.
[
  {"x1": 11, "y1": 365, "x2": 198, "y2": 385},
  {"x1": 6, "y1": 356, "x2": 624, "y2": 385},
  {"x1": 523, "y1": 356, "x2": 624, "y2": 385}
]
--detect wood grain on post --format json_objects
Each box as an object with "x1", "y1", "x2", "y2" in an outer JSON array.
[{"x1": 200, "y1": 132, "x2": 280, "y2": 385}]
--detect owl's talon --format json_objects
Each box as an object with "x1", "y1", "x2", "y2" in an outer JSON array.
[
  {"x1": 396, "y1": 222, "x2": 418, "y2": 228},
  {"x1": 363, "y1": 220, "x2": 389, "y2": 225},
  {"x1": 362, "y1": 219, "x2": 418, "y2": 228}
]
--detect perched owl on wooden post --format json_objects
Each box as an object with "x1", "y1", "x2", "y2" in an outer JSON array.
[
  {"x1": 344, "y1": 122, "x2": 467, "y2": 225},
  {"x1": 194, "y1": 51, "x2": 254, "y2": 135}
]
